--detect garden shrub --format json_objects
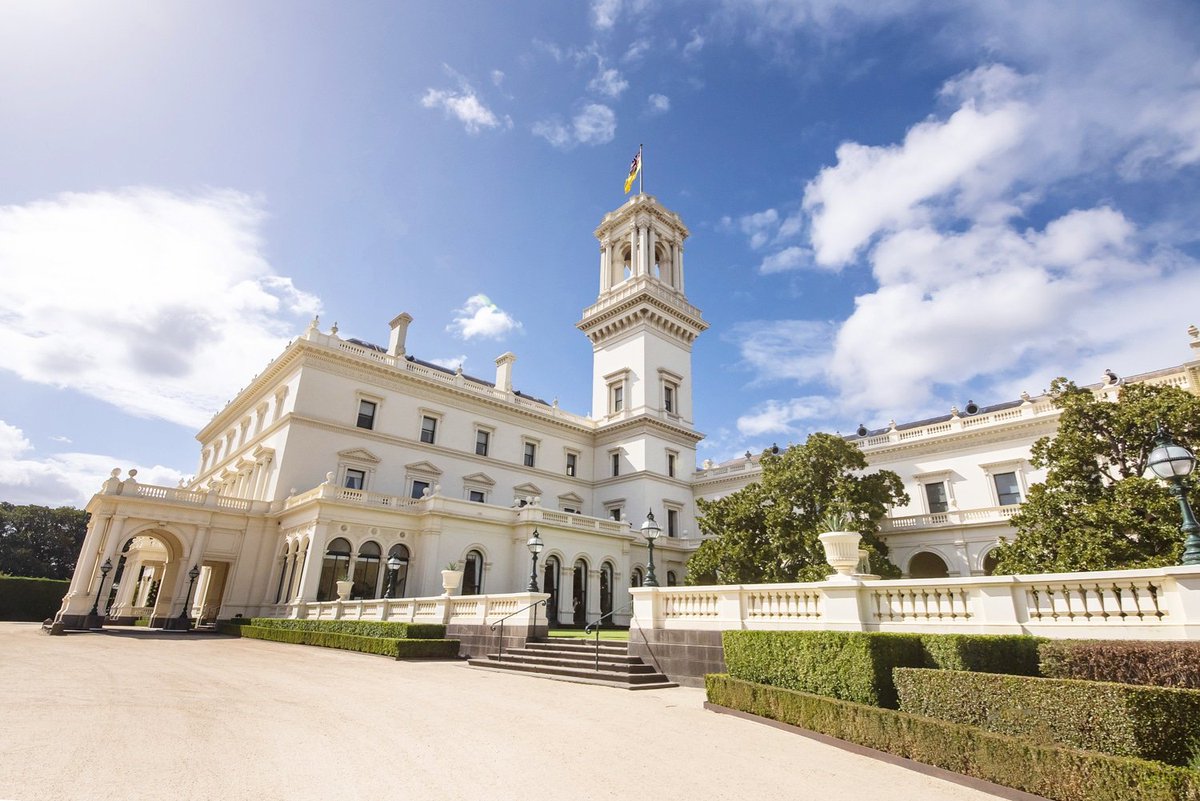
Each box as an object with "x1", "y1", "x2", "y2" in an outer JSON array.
[
  {"x1": 0, "y1": 576, "x2": 69, "y2": 621},
  {"x1": 707, "y1": 674, "x2": 1200, "y2": 801},
  {"x1": 722, "y1": 630, "x2": 925, "y2": 707},
  {"x1": 722, "y1": 631, "x2": 1041, "y2": 708},
  {"x1": 920, "y1": 633, "x2": 1040, "y2": 675},
  {"x1": 247, "y1": 617, "x2": 445, "y2": 639},
  {"x1": 224, "y1": 624, "x2": 459, "y2": 659},
  {"x1": 1039, "y1": 640, "x2": 1200, "y2": 690},
  {"x1": 895, "y1": 667, "x2": 1200, "y2": 766}
]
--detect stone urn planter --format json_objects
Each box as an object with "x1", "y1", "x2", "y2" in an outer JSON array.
[
  {"x1": 818, "y1": 530, "x2": 863, "y2": 580},
  {"x1": 441, "y1": 568, "x2": 463, "y2": 597},
  {"x1": 335, "y1": 579, "x2": 354, "y2": 601}
]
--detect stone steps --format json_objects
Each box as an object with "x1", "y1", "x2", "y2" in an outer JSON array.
[{"x1": 467, "y1": 637, "x2": 677, "y2": 690}]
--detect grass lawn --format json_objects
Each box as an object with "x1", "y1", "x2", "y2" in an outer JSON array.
[{"x1": 547, "y1": 628, "x2": 629, "y2": 641}]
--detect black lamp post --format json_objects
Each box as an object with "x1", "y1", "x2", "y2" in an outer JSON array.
[
  {"x1": 178, "y1": 564, "x2": 201, "y2": 629},
  {"x1": 641, "y1": 510, "x2": 661, "y2": 587},
  {"x1": 526, "y1": 529, "x2": 544, "y2": 592},
  {"x1": 88, "y1": 558, "x2": 114, "y2": 620},
  {"x1": 1148, "y1": 424, "x2": 1199, "y2": 566},
  {"x1": 384, "y1": 554, "x2": 403, "y2": 599}
]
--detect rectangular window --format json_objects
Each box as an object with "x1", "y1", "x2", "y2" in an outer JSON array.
[
  {"x1": 664, "y1": 385, "x2": 674, "y2": 413},
  {"x1": 475, "y1": 430, "x2": 490, "y2": 457},
  {"x1": 924, "y1": 482, "x2": 949, "y2": 514},
  {"x1": 523, "y1": 442, "x2": 536, "y2": 468},
  {"x1": 410, "y1": 480, "x2": 431, "y2": 500},
  {"x1": 667, "y1": 453, "x2": 676, "y2": 478},
  {"x1": 609, "y1": 508, "x2": 622, "y2": 521},
  {"x1": 468, "y1": 489, "x2": 486, "y2": 503},
  {"x1": 357, "y1": 399, "x2": 377, "y2": 430},
  {"x1": 420, "y1": 415, "x2": 437, "y2": 444},
  {"x1": 566, "y1": 453, "x2": 577, "y2": 477},
  {"x1": 563, "y1": 507, "x2": 580, "y2": 514},
  {"x1": 344, "y1": 469, "x2": 366, "y2": 490},
  {"x1": 667, "y1": 509, "x2": 679, "y2": 538},
  {"x1": 994, "y1": 472, "x2": 1022, "y2": 506},
  {"x1": 611, "y1": 452, "x2": 620, "y2": 476},
  {"x1": 612, "y1": 385, "x2": 624, "y2": 413}
]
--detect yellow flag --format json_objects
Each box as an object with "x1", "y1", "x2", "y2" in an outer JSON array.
[{"x1": 623, "y1": 150, "x2": 641, "y2": 194}]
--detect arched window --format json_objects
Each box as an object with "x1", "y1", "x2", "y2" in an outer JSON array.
[
  {"x1": 631, "y1": 568, "x2": 643, "y2": 588},
  {"x1": 909, "y1": 551, "x2": 950, "y2": 579},
  {"x1": 666, "y1": 570, "x2": 677, "y2": 587},
  {"x1": 386, "y1": 544, "x2": 410, "y2": 598},
  {"x1": 274, "y1": 544, "x2": 289, "y2": 603},
  {"x1": 981, "y1": 550, "x2": 1000, "y2": 577},
  {"x1": 600, "y1": 562, "x2": 614, "y2": 619},
  {"x1": 572, "y1": 558, "x2": 588, "y2": 625},
  {"x1": 318, "y1": 537, "x2": 352, "y2": 602},
  {"x1": 463, "y1": 550, "x2": 484, "y2": 595},
  {"x1": 543, "y1": 556, "x2": 560, "y2": 626},
  {"x1": 352, "y1": 541, "x2": 381, "y2": 600}
]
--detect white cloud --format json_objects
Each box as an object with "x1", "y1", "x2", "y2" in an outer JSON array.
[
  {"x1": 589, "y1": 68, "x2": 629, "y2": 99},
  {"x1": 759, "y1": 246, "x2": 814, "y2": 274},
  {"x1": 0, "y1": 420, "x2": 183, "y2": 507},
  {"x1": 0, "y1": 187, "x2": 320, "y2": 428},
  {"x1": 49, "y1": 435, "x2": 72, "y2": 444},
  {"x1": 683, "y1": 29, "x2": 705, "y2": 56},
  {"x1": 624, "y1": 39, "x2": 650, "y2": 63},
  {"x1": 447, "y1": 294, "x2": 522, "y2": 340},
  {"x1": 491, "y1": 70, "x2": 505, "y2": 86},
  {"x1": 737, "y1": 396, "x2": 838, "y2": 437},
  {"x1": 737, "y1": 208, "x2": 779, "y2": 249},
  {"x1": 421, "y1": 85, "x2": 509, "y2": 135},
  {"x1": 591, "y1": 0, "x2": 622, "y2": 29},
  {"x1": 728, "y1": 320, "x2": 833, "y2": 384},
  {"x1": 534, "y1": 104, "x2": 617, "y2": 149},
  {"x1": 647, "y1": 93, "x2": 671, "y2": 115},
  {"x1": 429, "y1": 355, "x2": 468, "y2": 371}
]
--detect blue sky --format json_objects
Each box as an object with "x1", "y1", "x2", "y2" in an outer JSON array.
[{"x1": 2, "y1": 1, "x2": 1199, "y2": 506}]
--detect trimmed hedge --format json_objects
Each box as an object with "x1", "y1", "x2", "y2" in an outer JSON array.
[
  {"x1": 707, "y1": 674, "x2": 1200, "y2": 801},
  {"x1": 247, "y1": 617, "x2": 446, "y2": 640},
  {"x1": 221, "y1": 624, "x2": 460, "y2": 659},
  {"x1": 0, "y1": 576, "x2": 69, "y2": 621},
  {"x1": 1039, "y1": 640, "x2": 1200, "y2": 690},
  {"x1": 722, "y1": 631, "x2": 1039, "y2": 709},
  {"x1": 895, "y1": 667, "x2": 1200, "y2": 766}
]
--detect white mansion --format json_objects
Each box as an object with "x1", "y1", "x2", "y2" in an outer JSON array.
[{"x1": 54, "y1": 194, "x2": 1200, "y2": 630}]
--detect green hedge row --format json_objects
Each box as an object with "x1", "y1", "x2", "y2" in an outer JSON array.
[
  {"x1": 1039, "y1": 640, "x2": 1200, "y2": 690},
  {"x1": 247, "y1": 617, "x2": 446, "y2": 640},
  {"x1": 707, "y1": 674, "x2": 1200, "y2": 801},
  {"x1": 0, "y1": 576, "x2": 69, "y2": 621},
  {"x1": 895, "y1": 667, "x2": 1200, "y2": 766},
  {"x1": 722, "y1": 631, "x2": 1040, "y2": 708},
  {"x1": 221, "y1": 624, "x2": 460, "y2": 659}
]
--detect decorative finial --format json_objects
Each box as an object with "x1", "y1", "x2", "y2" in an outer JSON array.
[
  {"x1": 1020, "y1": 391, "x2": 1032, "y2": 402},
  {"x1": 307, "y1": 315, "x2": 319, "y2": 332},
  {"x1": 330, "y1": 321, "x2": 339, "y2": 335}
]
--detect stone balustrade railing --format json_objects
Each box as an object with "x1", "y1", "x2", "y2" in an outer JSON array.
[
  {"x1": 879, "y1": 505, "x2": 1020, "y2": 532},
  {"x1": 630, "y1": 566, "x2": 1200, "y2": 640},
  {"x1": 272, "y1": 591, "x2": 550, "y2": 627}
]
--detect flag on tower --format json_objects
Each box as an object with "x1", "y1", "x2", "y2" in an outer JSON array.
[{"x1": 623, "y1": 148, "x2": 642, "y2": 194}]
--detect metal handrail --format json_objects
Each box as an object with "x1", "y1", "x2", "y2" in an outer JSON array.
[
  {"x1": 489, "y1": 598, "x2": 547, "y2": 663},
  {"x1": 583, "y1": 602, "x2": 632, "y2": 672}
]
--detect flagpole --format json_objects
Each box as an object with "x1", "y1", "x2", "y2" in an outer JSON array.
[{"x1": 639, "y1": 143, "x2": 644, "y2": 195}]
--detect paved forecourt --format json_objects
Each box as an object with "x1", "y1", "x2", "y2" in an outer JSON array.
[{"x1": 0, "y1": 623, "x2": 1018, "y2": 801}]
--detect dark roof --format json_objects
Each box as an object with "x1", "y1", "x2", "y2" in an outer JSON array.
[{"x1": 345, "y1": 338, "x2": 551, "y2": 407}]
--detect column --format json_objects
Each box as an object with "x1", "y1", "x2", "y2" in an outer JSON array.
[
  {"x1": 638, "y1": 225, "x2": 649, "y2": 275},
  {"x1": 600, "y1": 244, "x2": 610, "y2": 292},
  {"x1": 676, "y1": 243, "x2": 685, "y2": 293},
  {"x1": 628, "y1": 225, "x2": 637, "y2": 278},
  {"x1": 647, "y1": 225, "x2": 657, "y2": 278},
  {"x1": 93, "y1": 516, "x2": 129, "y2": 595},
  {"x1": 66, "y1": 513, "x2": 110, "y2": 597},
  {"x1": 295, "y1": 523, "x2": 330, "y2": 601}
]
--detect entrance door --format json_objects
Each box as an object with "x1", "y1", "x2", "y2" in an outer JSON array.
[
  {"x1": 572, "y1": 559, "x2": 587, "y2": 626},
  {"x1": 600, "y1": 563, "x2": 613, "y2": 620}
]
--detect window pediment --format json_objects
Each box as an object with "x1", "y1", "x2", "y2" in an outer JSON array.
[
  {"x1": 462, "y1": 472, "x2": 496, "y2": 487},
  {"x1": 405, "y1": 460, "x2": 443, "y2": 475},
  {"x1": 338, "y1": 448, "x2": 381, "y2": 464},
  {"x1": 513, "y1": 481, "x2": 543, "y2": 496},
  {"x1": 558, "y1": 491, "x2": 584, "y2": 505}
]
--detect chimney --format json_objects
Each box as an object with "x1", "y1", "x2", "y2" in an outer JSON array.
[
  {"x1": 388, "y1": 313, "x2": 413, "y2": 356},
  {"x1": 495, "y1": 352, "x2": 516, "y2": 393}
]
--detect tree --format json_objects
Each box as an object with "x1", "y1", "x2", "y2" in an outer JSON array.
[
  {"x1": 0, "y1": 503, "x2": 89, "y2": 579},
  {"x1": 687, "y1": 433, "x2": 908, "y2": 584},
  {"x1": 993, "y1": 379, "x2": 1200, "y2": 574}
]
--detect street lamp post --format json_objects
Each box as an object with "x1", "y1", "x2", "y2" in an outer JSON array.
[
  {"x1": 178, "y1": 564, "x2": 201, "y2": 630},
  {"x1": 88, "y1": 558, "x2": 114, "y2": 625},
  {"x1": 526, "y1": 529, "x2": 544, "y2": 592},
  {"x1": 641, "y1": 510, "x2": 662, "y2": 587},
  {"x1": 1148, "y1": 424, "x2": 1200, "y2": 566},
  {"x1": 383, "y1": 554, "x2": 403, "y2": 599}
]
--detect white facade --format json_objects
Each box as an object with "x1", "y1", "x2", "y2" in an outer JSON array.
[{"x1": 54, "y1": 195, "x2": 1200, "y2": 630}]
